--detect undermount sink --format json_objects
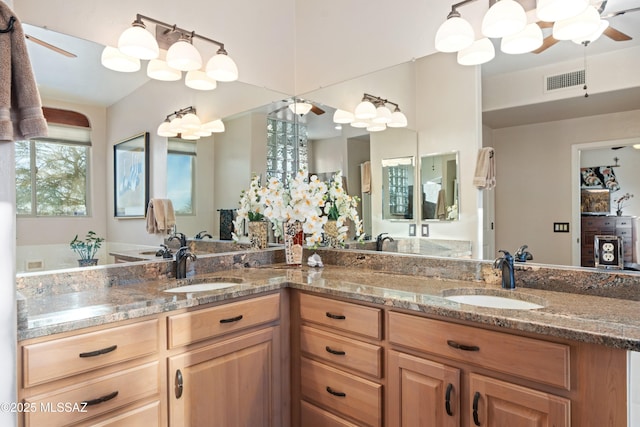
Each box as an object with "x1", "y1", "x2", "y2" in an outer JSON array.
[
  {"x1": 443, "y1": 289, "x2": 545, "y2": 310},
  {"x1": 164, "y1": 282, "x2": 239, "y2": 293}
]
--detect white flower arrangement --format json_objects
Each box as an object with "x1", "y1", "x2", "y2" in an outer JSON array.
[
  {"x1": 232, "y1": 174, "x2": 265, "y2": 241},
  {"x1": 285, "y1": 170, "x2": 328, "y2": 247},
  {"x1": 324, "y1": 171, "x2": 364, "y2": 245}
]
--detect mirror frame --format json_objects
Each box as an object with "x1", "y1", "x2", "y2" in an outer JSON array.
[{"x1": 113, "y1": 132, "x2": 149, "y2": 218}]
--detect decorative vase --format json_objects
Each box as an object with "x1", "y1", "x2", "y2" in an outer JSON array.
[
  {"x1": 248, "y1": 221, "x2": 269, "y2": 249},
  {"x1": 324, "y1": 220, "x2": 342, "y2": 248},
  {"x1": 284, "y1": 221, "x2": 304, "y2": 265},
  {"x1": 78, "y1": 259, "x2": 98, "y2": 267},
  {"x1": 616, "y1": 209, "x2": 622, "y2": 217}
]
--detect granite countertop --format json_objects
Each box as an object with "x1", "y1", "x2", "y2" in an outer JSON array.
[{"x1": 17, "y1": 264, "x2": 640, "y2": 351}]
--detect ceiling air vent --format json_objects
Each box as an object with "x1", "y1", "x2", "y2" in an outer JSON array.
[{"x1": 545, "y1": 69, "x2": 585, "y2": 92}]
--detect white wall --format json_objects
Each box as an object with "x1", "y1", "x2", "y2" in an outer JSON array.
[
  {"x1": 415, "y1": 53, "x2": 483, "y2": 258},
  {"x1": 490, "y1": 109, "x2": 640, "y2": 265}
]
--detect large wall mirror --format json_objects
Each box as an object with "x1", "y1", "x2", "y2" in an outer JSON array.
[
  {"x1": 420, "y1": 151, "x2": 458, "y2": 221},
  {"x1": 381, "y1": 157, "x2": 415, "y2": 221}
]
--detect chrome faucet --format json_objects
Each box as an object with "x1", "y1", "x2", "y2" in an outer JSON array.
[
  {"x1": 174, "y1": 246, "x2": 197, "y2": 279},
  {"x1": 376, "y1": 233, "x2": 394, "y2": 251},
  {"x1": 493, "y1": 249, "x2": 516, "y2": 289},
  {"x1": 194, "y1": 230, "x2": 213, "y2": 239},
  {"x1": 514, "y1": 244, "x2": 533, "y2": 262}
]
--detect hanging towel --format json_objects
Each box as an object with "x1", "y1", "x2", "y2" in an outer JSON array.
[
  {"x1": 473, "y1": 147, "x2": 496, "y2": 190},
  {"x1": 361, "y1": 161, "x2": 371, "y2": 194},
  {"x1": 435, "y1": 189, "x2": 447, "y2": 220},
  {"x1": 146, "y1": 199, "x2": 176, "y2": 234},
  {"x1": 0, "y1": 4, "x2": 48, "y2": 142}
]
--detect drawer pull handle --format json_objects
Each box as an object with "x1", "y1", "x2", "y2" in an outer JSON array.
[
  {"x1": 79, "y1": 344, "x2": 117, "y2": 358},
  {"x1": 175, "y1": 369, "x2": 183, "y2": 399},
  {"x1": 219, "y1": 314, "x2": 243, "y2": 324},
  {"x1": 447, "y1": 340, "x2": 479, "y2": 352},
  {"x1": 325, "y1": 346, "x2": 346, "y2": 356},
  {"x1": 472, "y1": 391, "x2": 481, "y2": 426},
  {"x1": 82, "y1": 390, "x2": 118, "y2": 406},
  {"x1": 326, "y1": 386, "x2": 346, "y2": 397},
  {"x1": 325, "y1": 312, "x2": 346, "y2": 320},
  {"x1": 445, "y1": 383, "x2": 454, "y2": 416}
]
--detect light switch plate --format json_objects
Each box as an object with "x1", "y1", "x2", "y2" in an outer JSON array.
[{"x1": 553, "y1": 222, "x2": 570, "y2": 232}]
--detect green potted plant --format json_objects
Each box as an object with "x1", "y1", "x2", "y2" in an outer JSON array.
[{"x1": 70, "y1": 231, "x2": 105, "y2": 267}]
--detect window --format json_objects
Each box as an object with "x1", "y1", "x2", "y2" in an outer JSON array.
[
  {"x1": 16, "y1": 123, "x2": 91, "y2": 216},
  {"x1": 167, "y1": 138, "x2": 196, "y2": 215},
  {"x1": 266, "y1": 118, "x2": 308, "y2": 183}
]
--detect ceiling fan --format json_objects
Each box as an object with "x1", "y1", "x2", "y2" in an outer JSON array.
[
  {"x1": 270, "y1": 98, "x2": 326, "y2": 117},
  {"x1": 532, "y1": 1, "x2": 638, "y2": 54}
]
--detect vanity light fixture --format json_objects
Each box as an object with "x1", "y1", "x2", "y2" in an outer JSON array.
[
  {"x1": 333, "y1": 93, "x2": 408, "y2": 132},
  {"x1": 102, "y1": 14, "x2": 238, "y2": 89},
  {"x1": 156, "y1": 106, "x2": 225, "y2": 140},
  {"x1": 435, "y1": 0, "x2": 607, "y2": 66}
]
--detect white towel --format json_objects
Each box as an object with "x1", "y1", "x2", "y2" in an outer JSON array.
[
  {"x1": 473, "y1": 147, "x2": 496, "y2": 190},
  {"x1": 146, "y1": 199, "x2": 176, "y2": 234}
]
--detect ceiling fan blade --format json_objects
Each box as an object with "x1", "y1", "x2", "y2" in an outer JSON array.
[
  {"x1": 310, "y1": 104, "x2": 325, "y2": 115},
  {"x1": 532, "y1": 35, "x2": 559, "y2": 54},
  {"x1": 603, "y1": 26, "x2": 632, "y2": 41},
  {"x1": 25, "y1": 34, "x2": 77, "y2": 58}
]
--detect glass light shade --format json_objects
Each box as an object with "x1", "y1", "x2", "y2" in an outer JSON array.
[
  {"x1": 194, "y1": 127, "x2": 212, "y2": 137},
  {"x1": 633, "y1": 144, "x2": 640, "y2": 150},
  {"x1": 202, "y1": 119, "x2": 225, "y2": 133},
  {"x1": 350, "y1": 119, "x2": 371, "y2": 128},
  {"x1": 536, "y1": 0, "x2": 588, "y2": 22},
  {"x1": 101, "y1": 46, "x2": 141, "y2": 72},
  {"x1": 157, "y1": 121, "x2": 177, "y2": 137},
  {"x1": 372, "y1": 106, "x2": 393, "y2": 124},
  {"x1": 553, "y1": 6, "x2": 601, "y2": 41},
  {"x1": 572, "y1": 20, "x2": 609, "y2": 44},
  {"x1": 333, "y1": 109, "x2": 354, "y2": 124},
  {"x1": 435, "y1": 16, "x2": 475, "y2": 53},
  {"x1": 482, "y1": 0, "x2": 527, "y2": 38},
  {"x1": 500, "y1": 23, "x2": 543, "y2": 54},
  {"x1": 387, "y1": 111, "x2": 408, "y2": 128},
  {"x1": 180, "y1": 130, "x2": 200, "y2": 140},
  {"x1": 147, "y1": 59, "x2": 182, "y2": 81},
  {"x1": 457, "y1": 38, "x2": 495, "y2": 65},
  {"x1": 288, "y1": 102, "x2": 313, "y2": 115},
  {"x1": 181, "y1": 113, "x2": 202, "y2": 130},
  {"x1": 354, "y1": 100, "x2": 377, "y2": 119},
  {"x1": 166, "y1": 40, "x2": 202, "y2": 71},
  {"x1": 206, "y1": 53, "x2": 239, "y2": 82},
  {"x1": 366, "y1": 122, "x2": 386, "y2": 132},
  {"x1": 117, "y1": 25, "x2": 159, "y2": 60},
  {"x1": 185, "y1": 70, "x2": 218, "y2": 90},
  {"x1": 169, "y1": 117, "x2": 186, "y2": 133}
]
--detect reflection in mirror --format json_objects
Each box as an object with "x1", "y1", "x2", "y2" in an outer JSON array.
[
  {"x1": 381, "y1": 157, "x2": 414, "y2": 221},
  {"x1": 167, "y1": 138, "x2": 196, "y2": 215},
  {"x1": 420, "y1": 151, "x2": 459, "y2": 221}
]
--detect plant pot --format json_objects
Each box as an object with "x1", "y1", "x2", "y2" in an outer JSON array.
[
  {"x1": 324, "y1": 220, "x2": 342, "y2": 248},
  {"x1": 616, "y1": 209, "x2": 623, "y2": 216},
  {"x1": 78, "y1": 258, "x2": 98, "y2": 267},
  {"x1": 248, "y1": 221, "x2": 269, "y2": 249},
  {"x1": 284, "y1": 221, "x2": 303, "y2": 265}
]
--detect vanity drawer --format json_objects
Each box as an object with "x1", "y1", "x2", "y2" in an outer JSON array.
[
  {"x1": 22, "y1": 319, "x2": 159, "y2": 387},
  {"x1": 23, "y1": 361, "x2": 159, "y2": 427},
  {"x1": 168, "y1": 293, "x2": 280, "y2": 348},
  {"x1": 74, "y1": 400, "x2": 160, "y2": 427},
  {"x1": 301, "y1": 357, "x2": 382, "y2": 427},
  {"x1": 299, "y1": 293, "x2": 382, "y2": 340},
  {"x1": 300, "y1": 325, "x2": 382, "y2": 378},
  {"x1": 388, "y1": 311, "x2": 570, "y2": 390},
  {"x1": 300, "y1": 400, "x2": 360, "y2": 427}
]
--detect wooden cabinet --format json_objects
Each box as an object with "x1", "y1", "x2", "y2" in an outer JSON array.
[
  {"x1": 166, "y1": 292, "x2": 283, "y2": 427},
  {"x1": 581, "y1": 215, "x2": 637, "y2": 267},
  {"x1": 19, "y1": 319, "x2": 161, "y2": 427},
  {"x1": 295, "y1": 292, "x2": 383, "y2": 426},
  {"x1": 386, "y1": 310, "x2": 625, "y2": 427}
]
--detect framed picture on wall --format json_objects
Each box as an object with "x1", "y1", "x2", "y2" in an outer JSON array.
[
  {"x1": 580, "y1": 188, "x2": 610, "y2": 215},
  {"x1": 114, "y1": 132, "x2": 149, "y2": 218}
]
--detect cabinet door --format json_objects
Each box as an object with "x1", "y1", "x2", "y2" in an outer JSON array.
[
  {"x1": 168, "y1": 327, "x2": 280, "y2": 427},
  {"x1": 387, "y1": 350, "x2": 460, "y2": 427},
  {"x1": 469, "y1": 373, "x2": 570, "y2": 427}
]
